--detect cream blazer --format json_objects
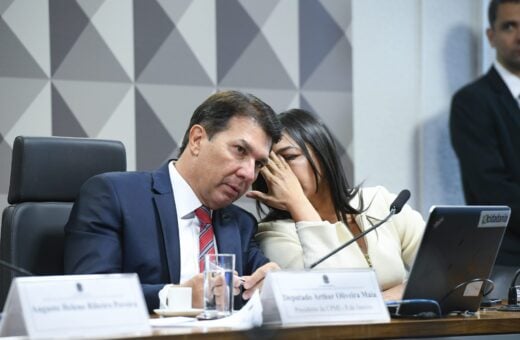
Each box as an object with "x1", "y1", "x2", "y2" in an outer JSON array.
[{"x1": 255, "y1": 186, "x2": 425, "y2": 290}]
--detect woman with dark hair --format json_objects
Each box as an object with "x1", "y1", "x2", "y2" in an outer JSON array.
[{"x1": 247, "y1": 109, "x2": 425, "y2": 298}]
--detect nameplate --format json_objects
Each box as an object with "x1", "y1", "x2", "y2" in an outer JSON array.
[
  {"x1": 260, "y1": 269, "x2": 390, "y2": 325},
  {"x1": 0, "y1": 274, "x2": 151, "y2": 338}
]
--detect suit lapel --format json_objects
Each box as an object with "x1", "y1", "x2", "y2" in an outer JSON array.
[
  {"x1": 213, "y1": 210, "x2": 242, "y2": 272},
  {"x1": 152, "y1": 162, "x2": 181, "y2": 284},
  {"x1": 498, "y1": 94, "x2": 520, "y2": 128},
  {"x1": 487, "y1": 67, "x2": 520, "y2": 128}
]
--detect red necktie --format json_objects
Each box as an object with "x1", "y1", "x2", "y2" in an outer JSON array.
[{"x1": 195, "y1": 206, "x2": 216, "y2": 272}]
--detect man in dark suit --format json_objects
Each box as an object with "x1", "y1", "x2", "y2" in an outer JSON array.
[
  {"x1": 64, "y1": 90, "x2": 282, "y2": 311},
  {"x1": 450, "y1": 0, "x2": 520, "y2": 270}
]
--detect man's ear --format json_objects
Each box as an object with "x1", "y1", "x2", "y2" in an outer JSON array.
[
  {"x1": 188, "y1": 124, "x2": 206, "y2": 156},
  {"x1": 486, "y1": 27, "x2": 496, "y2": 48}
]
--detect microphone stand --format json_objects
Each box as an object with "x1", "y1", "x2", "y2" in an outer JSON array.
[{"x1": 309, "y1": 207, "x2": 397, "y2": 269}]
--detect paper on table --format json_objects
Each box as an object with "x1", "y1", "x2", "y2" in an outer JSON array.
[
  {"x1": 150, "y1": 290, "x2": 263, "y2": 330},
  {"x1": 197, "y1": 290, "x2": 263, "y2": 329},
  {"x1": 149, "y1": 317, "x2": 195, "y2": 327}
]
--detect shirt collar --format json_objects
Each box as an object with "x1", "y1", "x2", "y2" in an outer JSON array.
[
  {"x1": 494, "y1": 60, "x2": 520, "y2": 99},
  {"x1": 168, "y1": 161, "x2": 206, "y2": 219}
]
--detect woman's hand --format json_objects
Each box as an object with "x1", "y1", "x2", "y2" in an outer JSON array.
[
  {"x1": 248, "y1": 151, "x2": 304, "y2": 210},
  {"x1": 247, "y1": 152, "x2": 320, "y2": 221},
  {"x1": 382, "y1": 282, "x2": 406, "y2": 301}
]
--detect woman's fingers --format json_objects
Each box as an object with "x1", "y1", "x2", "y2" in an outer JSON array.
[
  {"x1": 247, "y1": 190, "x2": 277, "y2": 207},
  {"x1": 265, "y1": 151, "x2": 285, "y2": 173},
  {"x1": 247, "y1": 151, "x2": 303, "y2": 211},
  {"x1": 276, "y1": 153, "x2": 290, "y2": 168},
  {"x1": 269, "y1": 151, "x2": 284, "y2": 167},
  {"x1": 260, "y1": 162, "x2": 273, "y2": 176}
]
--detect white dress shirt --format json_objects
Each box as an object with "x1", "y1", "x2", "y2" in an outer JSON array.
[{"x1": 168, "y1": 161, "x2": 217, "y2": 283}]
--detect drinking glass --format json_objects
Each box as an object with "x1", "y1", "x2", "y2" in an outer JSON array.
[{"x1": 203, "y1": 253, "x2": 235, "y2": 318}]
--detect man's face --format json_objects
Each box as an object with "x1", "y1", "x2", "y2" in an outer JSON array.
[
  {"x1": 192, "y1": 116, "x2": 271, "y2": 210},
  {"x1": 487, "y1": 2, "x2": 520, "y2": 74}
]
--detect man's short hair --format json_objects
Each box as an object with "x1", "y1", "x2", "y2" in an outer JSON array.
[
  {"x1": 488, "y1": 0, "x2": 520, "y2": 28},
  {"x1": 178, "y1": 90, "x2": 282, "y2": 155}
]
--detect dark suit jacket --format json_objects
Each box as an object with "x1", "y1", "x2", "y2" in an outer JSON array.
[
  {"x1": 450, "y1": 66, "x2": 520, "y2": 266},
  {"x1": 64, "y1": 162, "x2": 269, "y2": 311}
]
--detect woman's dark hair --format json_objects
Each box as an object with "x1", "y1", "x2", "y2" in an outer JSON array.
[
  {"x1": 178, "y1": 90, "x2": 282, "y2": 155},
  {"x1": 253, "y1": 108, "x2": 363, "y2": 223}
]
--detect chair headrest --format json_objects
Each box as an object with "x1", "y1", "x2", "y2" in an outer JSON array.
[{"x1": 8, "y1": 136, "x2": 126, "y2": 204}]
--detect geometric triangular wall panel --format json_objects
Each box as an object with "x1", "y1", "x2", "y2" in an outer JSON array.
[
  {"x1": 216, "y1": 0, "x2": 260, "y2": 83},
  {"x1": 134, "y1": 0, "x2": 175, "y2": 80},
  {"x1": 303, "y1": 37, "x2": 352, "y2": 91},
  {"x1": 53, "y1": 23, "x2": 130, "y2": 82},
  {"x1": 157, "y1": 0, "x2": 192, "y2": 23},
  {"x1": 49, "y1": 0, "x2": 90, "y2": 75},
  {"x1": 238, "y1": 0, "x2": 278, "y2": 28},
  {"x1": 136, "y1": 84, "x2": 215, "y2": 141},
  {"x1": 91, "y1": 0, "x2": 134, "y2": 81},
  {"x1": 219, "y1": 33, "x2": 296, "y2": 89},
  {"x1": 77, "y1": 0, "x2": 104, "y2": 19},
  {"x1": 176, "y1": 0, "x2": 217, "y2": 85},
  {"x1": 299, "y1": 0, "x2": 344, "y2": 87},
  {"x1": 262, "y1": 0, "x2": 299, "y2": 87},
  {"x1": 51, "y1": 84, "x2": 87, "y2": 137},
  {"x1": 138, "y1": 29, "x2": 213, "y2": 86},
  {"x1": 53, "y1": 80, "x2": 131, "y2": 136},
  {"x1": 2, "y1": 0, "x2": 50, "y2": 77},
  {"x1": 0, "y1": 18, "x2": 47, "y2": 79},
  {"x1": 97, "y1": 86, "x2": 135, "y2": 170},
  {"x1": 0, "y1": 0, "x2": 353, "y2": 215},
  {"x1": 319, "y1": 0, "x2": 352, "y2": 32},
  {"x1": 0, "y1": 78, "x2": 48, "y2": 136},
  {"x1": 3, "y1": 82, "x2": 52, "y2": 145},
  {"x1": 0, "y1": 1, "x2": 15, "y2": 15},
  {"x1": 135, "y1": 88, "x2": 177, "y2": 170}
]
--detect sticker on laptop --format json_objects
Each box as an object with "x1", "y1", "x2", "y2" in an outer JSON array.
[
  {"x1": 463, "y1": 281, "x2": 483, "y2": 297},
  {"x1": 478, "y1": 210, "x2": 510, "y2": 228}
]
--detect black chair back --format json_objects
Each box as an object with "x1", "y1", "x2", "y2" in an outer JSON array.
[{"x1": 0, "y1": 136, "x2": 126, "y2": 310}]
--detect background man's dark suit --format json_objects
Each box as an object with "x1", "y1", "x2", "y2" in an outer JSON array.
[
  {"x1": 64, "y1": 162, "x2": 269, "y2": 311},
  {"x1": 450, "y1": 66, "x2": 520, "y2": 266}
]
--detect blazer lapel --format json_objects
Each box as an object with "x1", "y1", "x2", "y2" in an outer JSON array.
[{"x1": 151, "y1": 162, "x2": 181, "y2": 284}]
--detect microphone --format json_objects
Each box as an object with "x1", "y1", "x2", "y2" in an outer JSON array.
[
  {"x1": 309, "y1": 189, "x2": 411, "y2": 269},
  {"x1": 508, "y1": 268, "x2": 520, "y2": 305},
  {"x1": 0, "y1": 259, "x2": 34, "y2": 276},
  {"x1": 389, "y1": 189, "x2": 410, "y2": 214}
]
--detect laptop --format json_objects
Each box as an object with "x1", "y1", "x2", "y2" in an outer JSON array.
[{"x1": 396, "y1": 205, "x2": 510, "y2": 316}]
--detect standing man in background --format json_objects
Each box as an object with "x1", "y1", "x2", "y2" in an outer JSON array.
[
  {"x1": 64, "y1": 90, "x2": 281, "y2": 311},
  {"x1": 450, "y1": 0, "x2": 520, "y2": 295}
]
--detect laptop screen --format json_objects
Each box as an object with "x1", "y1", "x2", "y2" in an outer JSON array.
[{"x1": 398, "y1": 205, "x2": 510, "y2": 316}]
